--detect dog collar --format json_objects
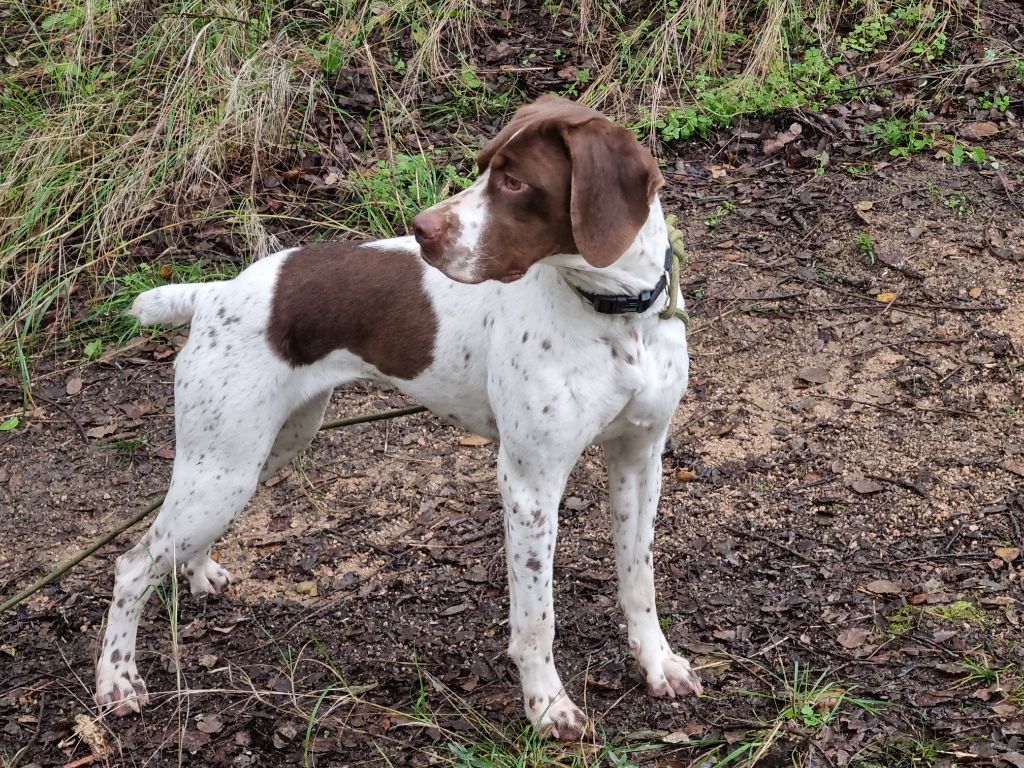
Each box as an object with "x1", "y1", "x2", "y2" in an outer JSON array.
[{"x1": 575, "y1": 244, "x2": 673, "y2": 315}]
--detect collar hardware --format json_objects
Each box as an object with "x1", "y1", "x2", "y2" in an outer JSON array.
[{"x1": 575, "y1": 244, "x2": 673, "y2": 315}]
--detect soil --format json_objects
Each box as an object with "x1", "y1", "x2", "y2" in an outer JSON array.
[{"x1": 2, "y1": 4, "x2": 1024, "y2": 766}]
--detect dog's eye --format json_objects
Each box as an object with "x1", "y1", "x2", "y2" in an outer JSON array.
[{"x1": 502, "y1": 175, "x2": 525, "y2": 192}]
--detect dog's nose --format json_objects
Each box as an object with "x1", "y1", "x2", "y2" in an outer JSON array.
[{"x1": 412, "y1": 211, "x2": 445, "y2": 245}]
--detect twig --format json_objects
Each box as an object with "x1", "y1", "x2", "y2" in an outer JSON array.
[
  {"x1": 723, "y1": 525, "x2": 818, "y2": 566},
  {"x1": 0, "y1": 404, "x2": 429, "y2": 614},
  {"x1": 832, "y1": 58, "x2": 1018, "y2": 95},
  {"x1": 0, "y1": 495, "x2": 166, "y2": 614}
]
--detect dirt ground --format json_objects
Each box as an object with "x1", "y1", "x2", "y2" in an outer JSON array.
[{"x1": 3, "y1": 6, "x2": 1024, "y2": 766}]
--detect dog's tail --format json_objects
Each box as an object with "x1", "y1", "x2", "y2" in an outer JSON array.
[{"x1": 130, "y1": 284, "x2": 212, "y2": 326}]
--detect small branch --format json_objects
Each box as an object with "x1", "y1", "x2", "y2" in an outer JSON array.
[
  {"x1": 0, "y1": 495, "x2": 165, "y2": 614},
  {"x1": 832, "y1": 58, "x2": 1018, "y2": 95}
]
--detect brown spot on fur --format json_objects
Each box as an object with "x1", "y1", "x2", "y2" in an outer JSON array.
[
  {"x1": 267, "y1": 243, "x2": 438, "y2": 378},
  {"x1": 526, "y1": 556, "x2": 541, "y2": 572}
]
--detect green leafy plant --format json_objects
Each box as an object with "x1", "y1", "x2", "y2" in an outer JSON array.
[
  {"x1": 862, "y1": 110, "x2": 936, "y2": 156},
  {"x1": 854, "y1": 233, "x2": 876, "y2": 264}
]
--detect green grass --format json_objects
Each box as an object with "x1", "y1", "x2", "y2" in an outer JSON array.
[{"x1": 694, "y1": 661, "x2": 884, "y2": 767}]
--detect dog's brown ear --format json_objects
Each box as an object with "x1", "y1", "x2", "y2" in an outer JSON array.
[
  {"x1": 561, "y1": 120, "x2": 664, "y2": 268},
  {"x1": 477, "y1": 94, "x2": 602, "y2": 171}
]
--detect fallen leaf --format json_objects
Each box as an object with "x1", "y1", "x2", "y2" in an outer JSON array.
[
  {"x1": 797, "y1": 366, "x2": 830, "y2": 385},
  {"x1": 1001, "y1": 460, "x2": 1024, "y2": 478},
  {"x1": 851, "y1": 479, "x2": 885, "y2": 495},
  {"x1": 440, "y1": 603, "x2": 469, "y2": 616},
  {"x1": 181, "y1": 730, "x2": 211, "y2": 754},
  {"x1": 674, "y1": 468, "x2": 698, "y2": 482},
  {"x1": 66, "y1": 376, "x2": 83, "y2": 395},
  {"x1": 1000, "y1": 752, "x2": 1024, "y2": 768},
  {"x1": 958, "y1": 121, "x2": 998, "y2": 140},
  {"x1": 968, "y1": 286, "x2": 983, "y2": 299},
  {"x1": 914, "y1": 689, "x2": 955, "y2": 706},
  {"x1": 865, "y1": 579, "x2": 902, "y2": 595},
  {"x1": 458, "y1": 434, "x2": 492, "y2": 447},
  {"x1": 854, "y1": 200, "x2": 875, "y2": 212},
  {"x1": 295, "y1": 580, "x2": 318, "y2": 596},
  {"x1": 86, "y1": 423, "x2": 118, "y2": 439},
  {"x1": 876, "y1": 292, "x2": 897, "y2": 303},
  {"x1": 995, "y1": 546, "x2": 1020, "y2": 562},
  {"x1": 196, "y1": 715, "x2": 224, "y2": 734},
  {"x1": 837, "y1": 627, "x2": 870, "y2": 649},
  {"x1": 763, "y1": 123, "x2": 802, "y2": 156}
]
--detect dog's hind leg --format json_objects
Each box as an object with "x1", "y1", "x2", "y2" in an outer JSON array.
[
  {"x1": 258, "y1": 390, "x2": 331, "y2": 482},
  {"x1": 95, "y1": 354, "x2": 292, "y2": 715},
  {"x1": 179, "y1": 390, "x2": 331, "y2": 596}
]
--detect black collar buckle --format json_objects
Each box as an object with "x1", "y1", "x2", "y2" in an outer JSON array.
[{"x1": 576, "y1": 244, "x2": 674, "y2": 315}]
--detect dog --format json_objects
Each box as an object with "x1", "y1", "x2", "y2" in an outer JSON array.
[{"x1": 94, "y1": 95, "x2": 701, "y2": 739}]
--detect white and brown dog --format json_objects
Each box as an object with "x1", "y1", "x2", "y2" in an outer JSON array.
[{"x1": 95, "y1": 95, "x2": 701, "y2": 739}]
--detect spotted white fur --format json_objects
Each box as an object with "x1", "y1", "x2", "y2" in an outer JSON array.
[{"x1": 94, "y1": 156, "x2": 699, "y2": 741}]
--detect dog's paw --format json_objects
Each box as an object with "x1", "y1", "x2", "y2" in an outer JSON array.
[
  {"x1": 182, "y1": 555, "x2": 231, "y2": 596},
  {"x1": 95, "y1": 658, "x2": 149, "y2": 716},
  {"x1": 527, "y1": 691, "x2": 591, "y2": 741},
  {"x1": 645, "y1": 652, "x2": 703, "y2": 698}
]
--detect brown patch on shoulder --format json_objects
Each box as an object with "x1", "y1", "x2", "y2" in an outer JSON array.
[{"x1": 267, "y1": 242, "x2": 437, "y2": 379}]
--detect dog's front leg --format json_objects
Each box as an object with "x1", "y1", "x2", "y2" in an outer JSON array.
[
  {"x1": 497, "y1": 444, "x2": 590, "y2": 741},
  {"x1": 603, "y1": 431, "x2": 703, "y2": 700}
]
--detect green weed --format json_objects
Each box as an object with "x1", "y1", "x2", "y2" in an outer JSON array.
[
  {"x1": 854, "y1": 233, "x2": 876, "y2": 264},
  {"x1": 862, "y1": 110, "x2": 936, "y2": 157},
  {"x1": 697, "y1": 662, "x2": 883, "y2": 767},
  {"x1": 942, "y1": 193, "x2": 973, "y2": 217},
  {"x1": 949, "y1": 143, "x2": 987, "y2": 167},
  {"x1": 348, "y1": 150, "x2": 474, "y2": 237},
  {"x1": 705, "y1": 201, "x2": 736, "y2": 230}
]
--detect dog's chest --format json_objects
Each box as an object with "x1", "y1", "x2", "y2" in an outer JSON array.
[{"x1": 602, "y1": 321, "x2": 688, "y2": 433}]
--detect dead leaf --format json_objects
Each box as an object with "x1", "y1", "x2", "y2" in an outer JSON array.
[
  {"x1": 85, "y1": 423, "x2": 118, "y2": 439},
  {"x1": 674, "y1": 468, "x2": 698, "y2": 482},
  {"x1": 763, "y1": 123, "x2": 802, "y2": 156},
  {"x1": 865, "y1": 579, "x2": 902, "y2": 595},
  {"x1": 968, "y1": 286, "x2": 983, "y2": 299},
  {"x1": 837, "y1": 627, "x2": 870, "y2": 649},
  {"x1": 1000, "y1": 752, "x2": 1024, "y2": 768},
  {"x1": 440, "y1": 603, "x2": 469, "y2": 616},
  {"x1": 1001, "y1": 460, "x2": 1024, "y2": 478},
  {"x1": 995, "y1": 546, "x2": 1020, "y2": 562},
  {"x1": 295, "y1": 580, "x2": 318, "y2": 596},
  {"x1": 797, "y1": 367, "x2": 830, "y2": 385},
  {"x1": 876, "y1": 292, "x2": 897, "y2": 303},
  {"x1": 851, "y1": 479, "x2": 885, "y2": 495},
  {"x1": 914, "y1": 689, "x2": 955, "y2": 706},
  {"x1": 66, "y1": 376, "x2": 83, "y2": 395},
  {"x1": 854, "y1": 200, "x2": 875, "y2": 212},
  {"x1": 958, "y1": 121, "x2": 998, "y2": 141},
  {"x1": 458, "y1": 434, "x2": 492, "y2": 447},
  {"x1": 181, "y1": 730, "x2": 211, "y2": 754},
  {"x1": 196, "y1": 715, "x2": 224, "y2": 734}
]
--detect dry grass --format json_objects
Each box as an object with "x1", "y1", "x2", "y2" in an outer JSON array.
[
  {"x1": 0, "y1": 0, "x2": 986, "y2": 367},
  {"x1": 0, "y1": 0, "x2": 327, "y2": 355}
]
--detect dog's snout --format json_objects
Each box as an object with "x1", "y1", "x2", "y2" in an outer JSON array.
[{"x1": 413, "y1": 211, "x2": 446, "y2": 246}]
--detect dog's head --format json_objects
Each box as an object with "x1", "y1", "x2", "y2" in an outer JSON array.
[{"x1": 412, "y1": 95, "x2": 664, "y2": 284}]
